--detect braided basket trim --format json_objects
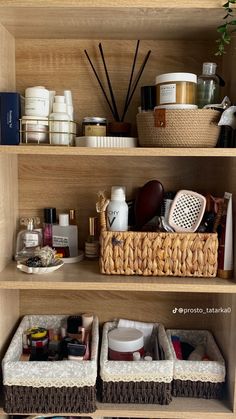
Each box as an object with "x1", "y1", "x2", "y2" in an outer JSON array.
[
  {"x1": 2, "y1": 315, "x2": 99, "y2": 387},
  {"x1": 166, "y1": 329, "x2": 225, "y2": 383},
  {"x1": 100, "y1": 321, "x2": 174, "y2": 383}
]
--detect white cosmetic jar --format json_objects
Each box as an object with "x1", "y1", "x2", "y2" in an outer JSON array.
[
  {"x1": 21, "y1": 116, "x2": 49, "y2": 144},
  {"x1": 25, "y1": 86, "x2": 50, "y2": 117}
]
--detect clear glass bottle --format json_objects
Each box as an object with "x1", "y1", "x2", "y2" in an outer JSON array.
[
  {"x1": 197, "y1": 62, "x2": 220, "y2": 108},
  {"x1": 43, "y1": 207, "x2": 56, "y2": 247},
  {"x1": 52, "y1": 213, "x2": 78, "y2": 257},
  {"x1": 85, "y1": 217, "x2": 99, "y2": 259},
  {"x1": 15, "y1": 217, "x2": 42, "y2": 261}
]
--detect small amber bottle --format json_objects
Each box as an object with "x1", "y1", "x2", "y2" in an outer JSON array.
[{"x1": 85, "y1": 217, "x2": 99, "y2": 260}]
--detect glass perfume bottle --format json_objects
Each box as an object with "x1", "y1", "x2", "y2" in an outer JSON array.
[
  {"x1": 15, "y1": 217, "x2": 42, "y2": 261},
  {"x1": 85, "y1": 217, "x2": 99, "y2": 260},
  {"x1": 197, "y1": 62, "x2": 220, "y2": 108},
  {"x1": 43, "y1": 207, "x2": 56, "y2": 247}
]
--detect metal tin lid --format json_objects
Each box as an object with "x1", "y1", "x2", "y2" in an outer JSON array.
[
  {"x1": 108, "y1": 327, "x2": 144, "y2": 352},
  {"x1": 83, "y1": 117, "x2": 107, "y2": 124},
  {"x1": 155, "y1": 72, "x2": 197, "y2": 84}
]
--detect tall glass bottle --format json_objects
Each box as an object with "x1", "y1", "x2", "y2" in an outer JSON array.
[
  {"x1": 197, "y1": 62, "x2": 220, "y2": 108},
  {"x1": 43, "y1": 207, "x2": 56, "y2": 247},
  {"x1": 85, "y1": 217, "x2": 99, "y2": 259}
]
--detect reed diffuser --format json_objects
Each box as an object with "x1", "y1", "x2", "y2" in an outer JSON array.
[{"x1": 84, "y1": 41, "x2": 151, "y2": 136}]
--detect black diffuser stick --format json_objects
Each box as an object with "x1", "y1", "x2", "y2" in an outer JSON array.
[
  {"x1": 98, "y1": 42, "x2": 120, "y2": 122},
  {"x1": 84, "y1": 49, "x2": 116, "y2": 119},
  {"x1": 121, "y1": 40, "x2": 140, "y2": 122},
  {"x1": 121, "y1": 50, "x2": 151, "y2": 122}
]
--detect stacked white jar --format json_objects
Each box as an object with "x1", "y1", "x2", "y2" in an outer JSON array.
[
  {"x1": 22, "y1": 86, "x2": 50, "y2": 144},
  {"x1": 49, "y1": 95, "x2": 71, "y2": 146}
]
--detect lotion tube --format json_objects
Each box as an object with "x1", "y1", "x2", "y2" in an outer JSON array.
[{"x1": 218, "y1": 192, "x2": 233, "y2": 279}]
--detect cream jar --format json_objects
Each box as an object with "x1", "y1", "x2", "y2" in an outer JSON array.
[
  {"x1": 21, "y1": 116, "x2": 49, "y2": 144},
  {"x1": 108, "y1": 327, "x2": 144, "y2": 361},
  {"x1": 155, "y1": 73, "x2": 197, "y2": 109},
  {"x1": 25, "y1": 86, "x2": 50, "y2": 117}
]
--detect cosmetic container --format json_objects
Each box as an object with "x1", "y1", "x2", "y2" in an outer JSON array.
[
  {"x1": 107, "y1": 186, "x2": 128, "y2": 231},
  {"x1": 21, "y1": 116, "x2": 49, "y2": 144},
  {"x1": 85, "y1": 216, "x2": 99, "y2": 259},
  {"x1": 141, "y1": 85, "x2": 156, "y2": 111},
  {"x1": 15, "y1": 217, "x2": 42, "y2": 261},
  {"x1": 52, "y1": 213, "x2": 78, "y2": 257},
  {"x1": 43, "y1": 207, "x2": 56, "y2": 247},
  {"x1": 82, "y1": 117, "x2": 107, "y2": 136},
  {"x1": 197, "y1": 63, "x2": 220, "y2": 108},
  {"x1": 108, "y1": 327, "x2": 144, "y2": 361},
  {"x1": 155, "y1": 72, "x2": 197, "y2": 109},
  {"x1": 25, "y1": 86, "x2": 50, "y2": 117},
  {"x1": 49, "y1": 96, "x2": 71, "y2": 145}
]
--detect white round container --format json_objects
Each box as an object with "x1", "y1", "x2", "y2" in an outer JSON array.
[
  {"x1": 21, "y1": 116, "x2": 49, "y2": 144},
  {"x1": 155, "y1": 72, "x2": 197, "y2": 109},
  {"x1": 108, "y1": 327, "x2": 144, "y2": 361},
  {"x1": 25, "y1": 86, "x2": 50, "y2": 117}
]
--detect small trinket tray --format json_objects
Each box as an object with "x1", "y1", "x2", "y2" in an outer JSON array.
[
  {"x1": 75, "y1": 136, "x2": 137, "y2": 148},
  {"x1": 17, "y1": 259, "x2": 64, "y2": 274}
]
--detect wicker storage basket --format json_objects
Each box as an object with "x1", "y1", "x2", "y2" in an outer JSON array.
[
  {"x1": 2, "y1": 315, "x2": 99, "y2": 414},
  {"x1": 166, "y1": 329, "x2": 225, "y2": 399},
  {"x1": 97, "y1": 195, "x2": 218, "y2": 277},
  {"x1": 100, "y1": 321, "x2": 174, "y2": 405},
  {"x1": 136, "y1": 109, "x2": 221, "y2": 147}
]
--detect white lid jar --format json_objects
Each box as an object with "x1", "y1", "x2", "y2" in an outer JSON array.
[
  {"x1": 155, "y1": 72, "x2": 197, "y2": 109},
  {"x1": 108, "y1": 327, "x2": 144, "y2": 361},
  {"x1": 25, "y1": 86, "x2": 50, "y2": 117},
  {"x1": 21, "y1": 115, "x2": 49, "y2": 144}
]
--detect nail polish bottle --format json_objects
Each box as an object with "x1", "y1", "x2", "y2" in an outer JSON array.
[
  {"x1": 43, "y1": 207, "x2": 56, "y2": 247},
  {"x1": 85, "y1": 217, "x2": 99, "y2": 259}
]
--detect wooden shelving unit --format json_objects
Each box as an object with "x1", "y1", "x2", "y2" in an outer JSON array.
[
  {"x1": 0, "y1": 261, "x2": 235, "y2": 293},
  {"x1": 0, "y1": 399, "x2": 234, "y2": 418},
  {"x1": 1, "y1": 145, "x2": 236, "y2": 157},
  {"x1": 0, "y1": 1, "x2": 236, "y2": 418}
]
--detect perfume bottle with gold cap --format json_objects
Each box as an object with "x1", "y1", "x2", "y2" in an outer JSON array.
[
  {"x1": 15, "y1": 217, "x2": 42, "y2": 261},
  {"x1": 85, "y1": 216, "x2": 99, "y2": 259}
]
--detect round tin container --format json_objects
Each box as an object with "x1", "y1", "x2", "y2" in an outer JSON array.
[
  {"x1": 108, "y1": 327, "x2": 144, "y2": 361},
  {"x1": 155, "y1": 72, "x2": 197, "y2": 109},
  {"x1": 82, "y1": 117, "x2": 107, "y2": 136}
]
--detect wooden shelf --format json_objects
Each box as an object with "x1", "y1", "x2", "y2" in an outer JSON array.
[
  {"x1": 0, "y1": 398, "x2": 233, "y2": 418},
  {"x1": 0, "y1": 261, "x2": 235, "y2": 293},
  {"x1": 0, "y1": 145, "x2": 236, "y2": 157},
  {"x1": 0, "y1": 1, "x2": 224, "y2": 40}
]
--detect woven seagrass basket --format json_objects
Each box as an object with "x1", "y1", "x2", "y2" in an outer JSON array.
[
  {"x1": 167, "y1": 329, "x2": 226, "y2": 399},
  {"x1": 136, "y1": 109, "x2": 221, "y2": 148},
  {"x1": 2, "y1": 315, "x2": 99, "y2": 414},
  {"x1": 100, "y1": 321, "x2": 174, "y2": 405},
  {"x1": 97, "y1": 193, "x2": 218, "y2": 277}
]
